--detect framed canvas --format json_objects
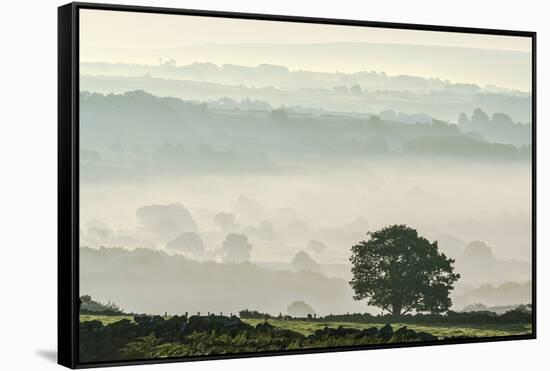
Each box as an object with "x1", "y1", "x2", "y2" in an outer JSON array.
[{"x1": 58, "y1": 2, "x2": 536, "y2": 368}]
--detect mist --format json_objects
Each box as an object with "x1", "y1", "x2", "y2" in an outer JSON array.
[{"x1": 78, "y1": 9, "x2": 532, "y2": 317}]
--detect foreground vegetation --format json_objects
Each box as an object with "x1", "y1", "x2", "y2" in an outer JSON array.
[
  {"x1": 80, "y1": 314, "x2": 433, "y2": 363},
  {"x1": 79, "y1": 310, "x2": 531, "y2": 363},
  {"x1": 242, "y1": 318, "x2": 531, "y2": 338},
  {"x1": 81, "y1": 313, "x2": 531, "y2": 341}
]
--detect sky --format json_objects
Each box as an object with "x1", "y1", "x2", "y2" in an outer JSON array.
[
  {"x1": 79, "y1": 9, "x2": 532, "y2": 91},
  {"x1": 80, "y1": 9, "x2": 530, "y2": 51}
]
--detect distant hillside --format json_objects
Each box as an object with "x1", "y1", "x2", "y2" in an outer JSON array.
[
  {"x1": 80, "y1": 71, "x2": 531, "y2": 124},
  {"x1": 80, "y1": 246, "x2": 531, "y2": 315},
  {"x1": 80, "y1": 246, "x2": 368, "y2": 316},
  {"x1": 79, "y1": 90, "x2": 529, "y2": 184},
  {"x1": 81, "y1": 41, "x2": 532, "y2": 93}
]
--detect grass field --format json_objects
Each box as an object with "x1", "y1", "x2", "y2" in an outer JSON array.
[
  {"x1": 80, "y1": 314, "x2": 531, "y2": 338},
  {"x1": 80, "y1": 314, "x2": 134, "y2": 325},
  {"x1": 242, "y1": 319, "x2": 531, "y2": 338}
]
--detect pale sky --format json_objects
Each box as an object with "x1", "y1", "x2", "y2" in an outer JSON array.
[{"x1": 80, "y1": 9, "x2": 532, "y2": 91}]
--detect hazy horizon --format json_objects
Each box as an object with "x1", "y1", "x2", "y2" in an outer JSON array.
[{"x1": 80, "y1": 9, "x2": 532, "y2": 91}]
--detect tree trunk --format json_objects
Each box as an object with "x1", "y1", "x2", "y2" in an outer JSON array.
[{"x1": 391, "y1": 300, "x2": 402, "y2": 318}]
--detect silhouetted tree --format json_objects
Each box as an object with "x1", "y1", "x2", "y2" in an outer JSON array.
[
  {"x1": 166, "y1": 231, "x2": 205, "y2": 258},
  {"x1": 214, "y1": 212, "x2": 238, "y2": 230},
  {"x1": 350, "y1": 225, "x2": 460, "y2": 317},
  {"x1": 350, "y1": 84, "x2": 363, "y2": 95},
  {"x1": 458, "y1": 112, "x2": 470, "y2": 126},
  {"x1": 462, "y1": 240, "x2": 494, "y2": 262},
  {"x1": 471, "y1": 108, "x2": 490, "y2": 125},
  {"x1": 287, "y1": 300, "x2": 315, "y2": 317},
  {"x1": 222, "y1": 233, "x2": 253, "y2": 263},
  {"x1": 136, "y1": 203, "x2": 197, "y2": 241},
  {"x1": 291, "y1": 251, "x2": 320, "y2": 272},
  {"x1": 268, "y1": 109, "x2": 288, "y2": 121},
  {"x1": 492, "y1": 112, "x2": 514, "y2": 126}
]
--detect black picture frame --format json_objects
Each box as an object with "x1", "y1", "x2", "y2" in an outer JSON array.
[{"x1": 58, "y1": 2, "x2": 537, "y2": 368}]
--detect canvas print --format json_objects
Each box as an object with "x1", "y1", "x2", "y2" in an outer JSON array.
[{"x1": 77, "y1": 8, "x2": 533, "y2": 364}]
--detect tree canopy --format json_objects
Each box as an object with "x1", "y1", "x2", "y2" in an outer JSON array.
[
  {"x1": 349, "y1": 225, "x2": 460, "y2": 316},
  {"x1": 222, "y1": 233, "x2": 253, "y2": 263},
  {"x1": 291, "y1": 251, "x2": 320, "y2": 272},
  {"x1": 287, "y1": 300, "x2": 316, "y2": 318},
  {"x1": 165, "y1": 231, "x2": 205, "y2": 258}
]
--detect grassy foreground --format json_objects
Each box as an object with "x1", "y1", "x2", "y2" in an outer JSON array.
[
  {"x1": 81, "y1": 314, "x2": 531, "y2": 338},
  {"x1": 80, "y1": 314, "x2": 134, "y2": 325},
  {"x1": 242, "y1": 318, "x2": 531, "y2": 338}
]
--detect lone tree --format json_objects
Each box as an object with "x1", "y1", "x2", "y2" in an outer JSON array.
[
  {"x1": 287, "y1": 300, "x2": 316, "y2": 318},
  {"x1": 349, "y1": 225, "x2": 459, "y2": 316},
  {"x1": 222, "y1": 233, "x2": 253, "y2": 263},
  {"x1": 291, "y1": 251, "x2": 320, "y2": 272}
]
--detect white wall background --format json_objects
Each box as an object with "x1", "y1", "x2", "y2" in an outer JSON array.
[{"x1": 0, "y1": 0, "x2": 546, "y2": 369}]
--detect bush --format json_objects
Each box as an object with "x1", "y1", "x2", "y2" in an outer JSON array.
[
  {"x1": 79, "y1": 295, "x2": 124, "y2": 315},
  {"x1": 315, "y1": 305, "x2": 531, "y2": 325},
  {"x1": 238, "y1": 309, "x2": 271, "y2": 319},
  {"x1": 80, "y1": 314, "x2": 442, "y2": 362}
]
